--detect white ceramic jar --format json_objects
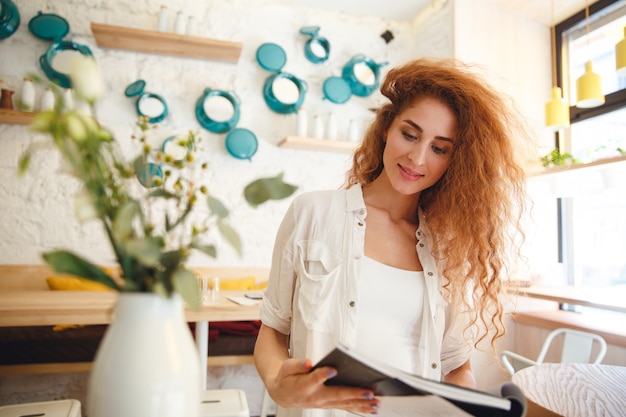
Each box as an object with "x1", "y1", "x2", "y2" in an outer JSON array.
[
  {"x1": 157, "y1": 6, "x2": 169, "y2": 32},
  {"x1": 296, "y1": 108, "x2": 308, "y2": 137},
  {"x1": 40, "y1": 88, "x2": 55, "y2": 111},
  {"x1": 326, "y1": 112, "x2": 338, "y2": 140},
  {"x1": 174, "y1": 11, "x2": 186, "y2": 34},
  {"x1": 20, "y1": 78, "x2": 35, "y2": 112},
  {"x1": 312, "y1": 114, "x2": 324, "y2": 139}
]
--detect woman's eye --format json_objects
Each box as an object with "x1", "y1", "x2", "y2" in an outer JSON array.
[
  {"x1": 432, "y1": 145, "x2": 448, "y2": 155},
  {"x1": 402, "y1": 130, "x2": 417, "y2": 140}
]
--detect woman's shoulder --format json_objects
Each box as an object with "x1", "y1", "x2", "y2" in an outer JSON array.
[{"x1": 293, "y1": 188, "x2": 348, "y2": 206}]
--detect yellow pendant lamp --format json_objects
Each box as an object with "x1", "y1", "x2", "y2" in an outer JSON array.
[
  {"x1": 545, "y1": 1, "x2": 569, "y2": 130},
  {"x1": 617, "y1": 27, "x2": 626, "y2": 75},
  {"x1": 546, "y1": 86, "x2": 570, "y2": 130},
  {"x1": 576, "y1": 0, "x2": 605, "y2": 108},
  {"x1": 576, "y1": 60, "x2": 605, "y2": 108}
]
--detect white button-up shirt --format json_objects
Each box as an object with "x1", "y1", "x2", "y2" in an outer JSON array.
[{"x1": 260, "y1": 184, "x2": 473, "y2": 417}]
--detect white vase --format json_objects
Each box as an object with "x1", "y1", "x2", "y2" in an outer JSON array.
[{"x1": 87, "y1": 293, "x2": 201, "y2": 417}]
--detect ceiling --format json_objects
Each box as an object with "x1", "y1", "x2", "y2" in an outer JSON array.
[{"x1": 288, "y1": 0, "x2": 590, "y2": 26}]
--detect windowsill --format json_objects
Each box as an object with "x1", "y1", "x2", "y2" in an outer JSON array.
[
  {"x1": 508, "y1": 285, "x2": 626, "y2": 314},
  {"x1": 512, "y1": 309, "x2": 626, "y2": 348},
  {"x1": 509, "y1": 285, "x2": 626, "y2": 348}
]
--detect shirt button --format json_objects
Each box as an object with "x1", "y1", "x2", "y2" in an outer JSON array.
[
  {"x1": 419, "y1": 243, "x2": 424, "y2": 247},
  {"x1": 349, "y1": 301, "x2": 356, "y2": 307},
  {"x1": 427, "y1": 272, "x2": 433, "y2": 276},
  {"x1": 358, "y1": 222, "x2": 364, "y2": 226},
  {"x1": 431, "y1": 363, "x2": 438, "y2": 369},
  {"x1": 359, "y1": 209, "x2": 365, "y2": 215},
  {"x1": 417, "y1": 231, "x2": 422, "y2": 236}
]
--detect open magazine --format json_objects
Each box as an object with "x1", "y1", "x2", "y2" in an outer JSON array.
[{"x1": 311, "y1": 344, "x2": 527, "y2": 417}]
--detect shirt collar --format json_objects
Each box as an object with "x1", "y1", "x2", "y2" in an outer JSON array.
[{"x1": 346, "y1": 184, "x2": 366, "y2": 212}]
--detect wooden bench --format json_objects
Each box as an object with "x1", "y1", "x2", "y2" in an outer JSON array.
[{"x1": 0, "y1": 264, "x2": 268, "y2": 376}]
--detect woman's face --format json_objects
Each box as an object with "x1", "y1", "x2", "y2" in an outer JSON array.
[{"x1": 382, "y1": 96, "x2": 457, "y2": 196}]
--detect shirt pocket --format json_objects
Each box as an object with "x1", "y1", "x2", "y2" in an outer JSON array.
[{"x1": 295, "y1": 240, "x2": 343, "y2": 333}]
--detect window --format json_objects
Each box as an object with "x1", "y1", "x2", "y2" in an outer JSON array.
[{"x1": 552, "y1": 0, "x2": 626, "y2": 312}]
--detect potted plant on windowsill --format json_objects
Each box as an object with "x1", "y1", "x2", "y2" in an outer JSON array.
[{"x1": 18, "y1": 56, "x2": 297, "y2": 417}]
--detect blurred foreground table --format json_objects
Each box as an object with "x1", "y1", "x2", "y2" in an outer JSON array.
[{"x1": 512, "y1": 363, "x2": 626, "y2": 417}]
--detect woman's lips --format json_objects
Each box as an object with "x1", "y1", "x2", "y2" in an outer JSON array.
[{"x1": 398, "y1": 164, "x2": 423, "y2": 179}]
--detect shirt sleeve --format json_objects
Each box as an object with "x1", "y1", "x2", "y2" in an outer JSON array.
[
  {"x1": 439, "y1": 306, "x2": 474, "y2": 376},
  {"x1": 259, "y1": 198, "x2": 299, "y2": 336}
]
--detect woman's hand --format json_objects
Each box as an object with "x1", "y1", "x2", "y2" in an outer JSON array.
[{"x1": 267, "y1": 357, "x2": 381, "y2": 414}]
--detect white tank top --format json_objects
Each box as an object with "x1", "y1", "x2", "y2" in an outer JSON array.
[{"x1": 355, "y1": 256, "x2": 425, "y2": 372}]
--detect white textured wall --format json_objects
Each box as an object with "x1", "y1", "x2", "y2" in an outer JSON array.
[
  {"x1": 0, "y1": 0, "x2": 554, "y2": 414},
  {"x1": 0, "y1": 0, "x2": 415, "y2": 268}
]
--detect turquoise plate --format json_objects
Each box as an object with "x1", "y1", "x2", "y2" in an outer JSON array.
[
  {"x1": 28, "y1": 11, "x2": 69, "y2": 41},
  {"x1": 225, "y1": 128, "x2": 258, "y2": 161},
  {"x1": 322, "y1": 76, "x2": 352, "y2": 104},
  {"x1": 256, "y1": 43, "x2": 286, "y2": 72}
]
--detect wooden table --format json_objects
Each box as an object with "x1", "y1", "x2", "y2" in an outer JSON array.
[
  {"x1": 0, "y1": 290, "x2": 263, "y2": 389},
  {"x1": 512, "y1": 363, "x2": 626, "y2": 417}
]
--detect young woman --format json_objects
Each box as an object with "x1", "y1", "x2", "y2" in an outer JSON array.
[{"x1": 254, "y1": 58, "x2": 528, "y2": 417}]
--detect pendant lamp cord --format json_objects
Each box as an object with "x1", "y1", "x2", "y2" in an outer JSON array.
[
  {"x1": 551, "y1": 0, "x2": 557, "y2": 87},
  {"x1": 585, "y1": 0, "x2": 590, "y2": 49}
]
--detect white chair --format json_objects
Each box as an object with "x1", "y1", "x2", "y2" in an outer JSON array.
[
  {"x1": 501, "y1": 327, "x2": 607, "y2": 376},
  {"x1": 200, "y1": 389, "x2": 249, "y2": 417}
]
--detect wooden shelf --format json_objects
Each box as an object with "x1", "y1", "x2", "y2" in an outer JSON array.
[
  {"x1": 278, "y1": 136, "x2": 359, "y2": 153},
  {"x1": 90, "y1": 23, "x2": 243, "y2": 63},
  {"x1": 0, "y1": 108, "x2": 36, "y2": 125},
  {"x1": 527, "y1": 155, "x2": 626, "y2": 177}
]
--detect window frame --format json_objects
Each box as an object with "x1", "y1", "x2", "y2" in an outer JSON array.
[
  {"x1": 553, "y1": 0, "x2": 626, "y2": 300},
  {"x1": 555, "y1": 0, "x2": 626, "y2": 124}
]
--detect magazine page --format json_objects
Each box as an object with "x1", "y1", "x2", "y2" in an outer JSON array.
[{"x1": 313, "y1": 344, "x2": 516, "y2": 414}]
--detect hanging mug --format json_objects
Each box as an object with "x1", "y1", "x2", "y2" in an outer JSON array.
[
  {"x1": 195, "y1": 88, "x2": 240, "y2": 133},
  {"x1": 341, "y1": 55, "x2": 388, "y2": 97}
]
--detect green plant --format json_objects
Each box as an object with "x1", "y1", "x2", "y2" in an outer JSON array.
[
  {"x1": 18, "y1": 57, "x2": 297, "y2": 309},
  {"x1": 539, "y1": 148, "x2": 581, "y2": 168}
]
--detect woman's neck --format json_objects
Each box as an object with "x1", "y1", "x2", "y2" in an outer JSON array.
[{"x1": 363, "y1": 178, "x2": 420, "y2": 225}]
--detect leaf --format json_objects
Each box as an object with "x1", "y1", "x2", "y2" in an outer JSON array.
[
  {"x1": 42, "y1": 250, "x2": 119, "y2": 290},
  {"x1": 190, "y1": 240, "x2": 217, "y2": 258},
  {"x1": 173, "y1": 268, "x2": 201, "y2": 310},
  {"x1": 124, "y1": 237, "x2": 164, "y2": 267},
  {"x1": 159, "y1": 250, "x2": 183, "y2": 271},
  {"x1": 113, "y1": 201, "x2": 141, "y2": 241},
  {"x1": 18, "y1": 153, "x2": 31, "y2": 176},
  {"x1": 217, "y1": 220, "x2": 242, "y2": 257},
  {"x1": 207, "y1": 195, "x2": 229, "y2": 218},
  {"x1": 148, "y1": 188, "x2": 177, "y2": 199},
  {"x1": 244, "y1": 173, "x2": 298, "y2": 207},
  {"x1": 132, "y1": 155, "x2": 147, "y2": 177}
]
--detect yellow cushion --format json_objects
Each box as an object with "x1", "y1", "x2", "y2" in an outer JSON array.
[
  {"x1": 46, "y1": 274, "x2": 112, "y2": 331},
  {"x1": 46, "y1": 276, "x2": 112, "y2": 292},
  {"x1": 216, "y1": 276, "x2": 256, "y2": 290}
]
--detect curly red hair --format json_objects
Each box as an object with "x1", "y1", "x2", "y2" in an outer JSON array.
[{"x1": 346, "y1": 58, "x2": 528, "y2": 348}]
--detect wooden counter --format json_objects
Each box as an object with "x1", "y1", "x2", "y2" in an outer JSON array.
[{"x1": 0, "y1": 290, "x2": 261, "y2": 327}]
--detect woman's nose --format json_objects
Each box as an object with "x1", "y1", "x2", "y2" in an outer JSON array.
[{"x1": 408, "y1": 144, "x2": 427, "y2": 165}]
